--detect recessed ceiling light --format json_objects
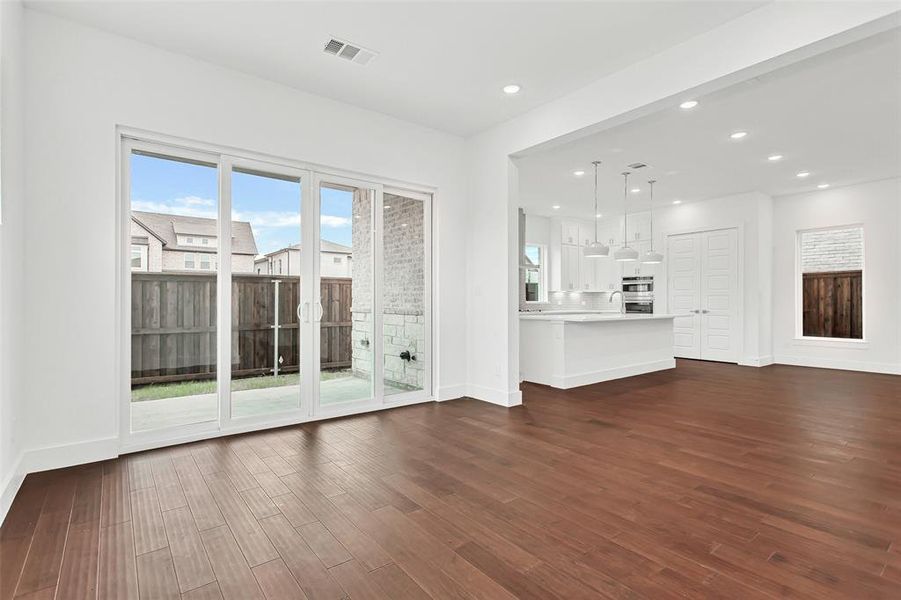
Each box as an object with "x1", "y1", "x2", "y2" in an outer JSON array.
[
  {"x1": 679, "y1": 100, "x2": 698, "y2": 110},
  {"x1": 595, "y1": 213, "x2": 602, "y2": 218},
  {"x1": 730, "y1": 131, "x2": 748, "y2": 140},
  {"x1": 767, "y1": 154, "x2": 783, "y2": 161},
  {"x1": 401, "y1": 223, "x2": 409, "y2": 227},
  {"x1": 630, "y1": 188, "x2": 641, "y2": 194},
  {"x1": 503, "y1": 84, "x2": 521, "y2": 95},
  {"x1": 796, "y1": 171, "x2": 810, "y2": 178},
  {"x1": 552, "y1": 205, "x2": 560, "y2": 210},
  {"x1": 572, "y1": 170, "x2": 585, "y2": 177},
  {"x1": 383, "y1": 205, "x2": 391, "y2": 209},
  {"x1": 672, "y1": 200, "x2": 682, "y2": 205},
  {"x1": 817, "y1": 183, "x2": 830, "y2": 189}
]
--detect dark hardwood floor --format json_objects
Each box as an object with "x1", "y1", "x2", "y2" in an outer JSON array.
[{"x1": 2, "y1": 360, "x2": 900, "y2": 599}]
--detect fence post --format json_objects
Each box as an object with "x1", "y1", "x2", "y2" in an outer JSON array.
[{"x1": 272, "y1": 279, "x2": 280, "y2": 377}]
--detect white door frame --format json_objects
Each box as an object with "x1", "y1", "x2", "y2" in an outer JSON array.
[
  {"x1": 117, "y1": 128, "x2": 436, "y2": 454},
  {"x1": 660, "y1": 224, "x2": 744, "y2": 364}
]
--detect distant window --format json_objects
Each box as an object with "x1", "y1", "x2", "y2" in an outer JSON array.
[
  {"x1": 202, "y1": 238, "x2": 209, "y2": 245},
  {"x1": 131, "y1": 245, "x2": 147, "y2": 271},
  {"x1": 186, "y1": 237, "x2": 194, "y2": 244},
  {"x1": 333, "y1": 256, "x2": 342, "y2": 264},
  {"x1": 184, "y1": 253, "x2": 195, "y2": 269},
  {"x1": 523, "y1": 244, "x2": 546, "y2": 303},
  {"x1": 799, "y1": 226, "x2": 863, "y2": 339},
  {"x1": 200, "y1": 254, "x2": 211, "y2": 270},
  {"x1": 278, "y1": 259, "x2": 283, "y2": 274}
]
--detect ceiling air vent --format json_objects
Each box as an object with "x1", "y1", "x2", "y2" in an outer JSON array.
[
  {"x1": 323, "y1": 37, "x2": 378, "y2": 66},
  {"x1": 627, "y1": 162, "x2": 649, "y2": 170}
]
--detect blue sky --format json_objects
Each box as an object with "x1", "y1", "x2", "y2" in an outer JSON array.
[{"x1": 130, "y1": 153, "x2": 353, "y2": 254}]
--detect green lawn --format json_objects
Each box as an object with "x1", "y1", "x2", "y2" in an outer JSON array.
[{"x1": 132, "y1": 370, "x2": 351, "y2": 402}]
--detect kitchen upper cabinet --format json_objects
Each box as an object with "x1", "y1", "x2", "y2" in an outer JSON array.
[
  {"x1": 561, "y1": 221, "x2": 580, "y2": 246},
  {"x1": 625, "y1": 211, "x2": 651, "y2": 244},
  {"x1": 579, "y1": 222, "x2": 599, "y2": 247}
]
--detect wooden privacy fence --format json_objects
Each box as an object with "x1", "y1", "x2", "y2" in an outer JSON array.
[
  {"x1": 802, "y1": 270, "x2": 862, "y2": 339},
  {"x1": 131, "y1": 272, "x2": 352, "y2": 385}
]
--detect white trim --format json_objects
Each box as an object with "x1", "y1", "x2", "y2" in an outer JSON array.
[
  {"x1": 0, "y1": 452, "x2": 25, "y2": 527},
  {"x1": 772, "y1": 355, "x2": 899, "y2": 375},
  {"x1": 738, "y1": 355, "x2": 774, "y2": 367},
  {"x1": 466, "y1": 385, "x2": 523, "y2": 407},
  {"x1": 436, "y1": 384, "x2": 467, "y2": 401},
  {"x1": 549, "y1": 358, "x2": 676, "y2": 389},
  {"x1": 218, "y1": 156, "x2": 233, "y2": 429},
  {"x1": 791, "y1": 337, "x2": 869, "y2": 349},
  {"x1": 22, "y1": 437, "x2": 119, "y2": 475}
]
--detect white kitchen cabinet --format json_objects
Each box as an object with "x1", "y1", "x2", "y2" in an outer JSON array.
[
  {"x1": 560, "y1": 244, "x2": 581, "y2": 291},
  {"x1": 561, "y1": 221, "x2": 580, "y2": 246},
  {"x1": 625, "y1": 211, "x2": 651, "y2": 243},
  {"x1": 579, "y1": 222, "x2": 599, "y2": 247},
  {"x1": 579, "y1": 253, "x2": 598, "y2": 291},
  {"x1": 596, "y1": 253, "x2": 621, "y2": 291}
]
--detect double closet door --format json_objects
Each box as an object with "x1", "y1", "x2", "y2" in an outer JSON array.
[
  {"x1": 667, "y1": 228, "x2": 739, "y2": 362},
  {"x1": 122, "y1": 138, "x2": 430, "y2": 450}
]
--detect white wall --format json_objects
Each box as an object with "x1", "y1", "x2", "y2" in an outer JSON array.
[
  {"x1": 21, "y1": 10, "x2": 468, "y2": 468},
  {"x1": 772, "y1": 178, "x2": 901, "y2": 374},
  {"x1": 0, "y1": 0, "x2": 27, "y2": 521},
  {"x1": 465, "y1": 3, "x2": 899, "y2": 405}
]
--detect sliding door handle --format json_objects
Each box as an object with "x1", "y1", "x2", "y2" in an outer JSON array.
[
  {"x1": 314, "y1": 300, "x2": 324, "y2": 322},
  {"x1": 297, "y1": 302, "x2": 310, "y2": 322}
]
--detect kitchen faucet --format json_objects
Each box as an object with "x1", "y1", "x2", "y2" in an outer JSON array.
[{"x1": 609, "y1": 290, "x2": 626, "y2": 314}]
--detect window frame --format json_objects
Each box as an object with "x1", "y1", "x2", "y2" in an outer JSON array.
[
  {"x1": 523, "y1": 243, "x2": 547, "y2": 304},
  {"x1": 130, "y1": 244, "x2": 148, "y2": 271},
  {"x1": 184, "y1": 252, "x2": 196, "y2": 270},
  {"x1": 794, "y1": 223, "x2": 866, "y2": 344}
]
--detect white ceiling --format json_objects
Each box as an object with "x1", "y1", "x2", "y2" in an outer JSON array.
[
  {"x1": 27, "y1": 0, "x2": 765, "y2": 136},
  {"x1": 517, "y1": 28, "x2": 901, "y2": 220}
]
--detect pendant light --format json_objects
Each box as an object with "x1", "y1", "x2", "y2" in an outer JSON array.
[
  {"x1": 613, "y1": 171, "x2": 639, "y2": 262},
  {"x1": 583, "y1": 161, "x2": 609, "y2": 258},
  {"x1": 642, "y1": 179, "x2": 664, "y2": 264}
]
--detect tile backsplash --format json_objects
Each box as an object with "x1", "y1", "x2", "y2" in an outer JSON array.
[{"x1": 521, "y1": 290, "x2": 619, "y2": 312}]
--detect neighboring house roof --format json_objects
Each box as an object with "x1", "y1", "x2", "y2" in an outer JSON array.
[
  {"x1": 255, "y1": 241, "x2": 352, "y2": 261},
  {"x1": 132, "y1": 211, "x2": 258, "y2": 255}
]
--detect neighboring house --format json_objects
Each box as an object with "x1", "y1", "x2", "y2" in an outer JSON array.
[
  {"x1": 254, "y1": 241, "x2": 352, "y2": 278},
  {"x1": 131, "y1": 211, "x2": 258, "y2": 273}
]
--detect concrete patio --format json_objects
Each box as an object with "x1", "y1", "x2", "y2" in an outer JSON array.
[{"x1": 131, "y1": 375, "x2": 409, "y2": 431}]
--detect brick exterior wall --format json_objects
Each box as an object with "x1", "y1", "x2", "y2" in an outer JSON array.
[
  {"x1": 351, "y1": 192, "x2": 426, "y2": 391},
  {"x1": 800, "y1": 227, "x2": 863, "y2": 273}
]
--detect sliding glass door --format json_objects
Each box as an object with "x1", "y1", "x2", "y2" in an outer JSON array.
[
  {"x1": 122, "y1": 136, "x2": 431, "y2": 449},
  {"x1": 315, "y1": 176, "x2": 379, "y2": 413},
  {"x1": 228, "y1": 163, "x2": 306, "y2": 420}
]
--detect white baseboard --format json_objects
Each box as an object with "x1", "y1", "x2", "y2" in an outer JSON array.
[
  {"x1": 0, "y1": 452, "x2": 25, "y2": 527},
  {"x1": 436, "y1": 384, "x2": 467, "y2": 402},
  {"x1": 466, "y1": 384, "x2": 523, "y2": 407},
  {"x1": 556, "y1": 358, "x2": 676, "y2": 389},
  {"x1": 773, "y1": 355, "x2": 900, "y2": 375},
  {"x1": 21, "y1": 436, "x2": 119, "y2": 475},
  {"x1": 739, "y1": 355, "x2": 774, "y2": 367}
]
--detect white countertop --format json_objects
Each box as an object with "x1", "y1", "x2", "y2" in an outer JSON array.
[{"x1": 519, "y1": 311, "x2": 676, "y2": 322}]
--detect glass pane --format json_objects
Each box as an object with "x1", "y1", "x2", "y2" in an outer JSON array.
[
  {"x1": 129, "y1": 151, "x2": 219, "y2": 432},
  {"x1": 800, "y1": 227, "x2": 863, "y2": 339},
  {"x1": 382, "y1": 193, "x2": 426, "y2": 396},
  {"x1": 320, "y1": 184, "x2": 371, "y2": 406},
  {"x1": 231, "y1": 169, "x2": 302, "y2": 418}
]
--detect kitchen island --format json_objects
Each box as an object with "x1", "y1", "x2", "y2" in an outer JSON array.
[{"x1": 519, "y1": 312, "x2": 676, "y2": 389}]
